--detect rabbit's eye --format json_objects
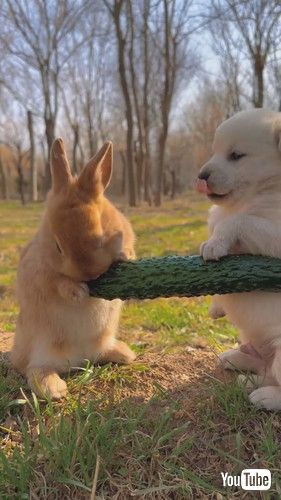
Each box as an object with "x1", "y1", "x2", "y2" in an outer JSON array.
[{"x1": 55, "y1": 240, "x2": 62, "y2": 254}]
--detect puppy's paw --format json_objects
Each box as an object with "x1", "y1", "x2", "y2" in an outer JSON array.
[
  {"x1": 58, "y1": 281, "x2": 89, "y2": 304},
  {"x1": 209, "y1": 303, "x2": 225, "y2": 319},
  {"x1": 249, "y1": 386, "x2": 281, "y2": 410},
  {"x1": 200, "y1": 237, "x2": 229, "y2": 261},
  {"x1": 219, "y1": 349, "x2": 240, "y2": 370}
]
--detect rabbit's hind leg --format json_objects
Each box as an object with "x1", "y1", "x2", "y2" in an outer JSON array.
[
  {"x1": 25, "y1": 337, "x2": 70, "y2": 400},
  {"x1": 93, "y1": 302, "x2": 136, "y2": 365},
  {"x1": 98, "y1": 339, "x2": 136, "y2": 365}
]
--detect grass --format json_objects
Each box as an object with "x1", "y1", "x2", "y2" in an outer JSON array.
[{"x1": 0, "y1": 195, "x2": 281, "y2": 498}]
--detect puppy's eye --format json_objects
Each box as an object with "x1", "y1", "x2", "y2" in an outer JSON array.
[
  {"x1": 228, "y1": 151, "x2": 246, "y2": 162},
  {"x1": 55, "y1": 240, "x2": 62, "y2": 254}
]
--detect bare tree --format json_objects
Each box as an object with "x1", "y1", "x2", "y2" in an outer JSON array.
[
  {"x1": 209, "y1": 0, "x2": 281, "y2": 108},
  {"x1": 0, "y1": 94, "x2": 31, "y2": 203},
  {"x1": 127, "y1": 1, "x2": 144, "y2": 202},
  {"x1": 153, "y1": 0, "x2": 197, "y2": 206},
  {"x1": 184, "y1": 77, "x2": 230, "y2": 167},
  {"x1": 13, "y1": 142, "x2": 26, "y2": 205},
  {"x1": 1, "y1": 0, "x2": 92, "y2": 191},
  {"x1": 142, "y1": 0, "x2": 152, "y2": 205},
  {"x1": 62, "y1": 23, "x2": 113, "y2": 161},
  {"x1": 61, "y1": 84, "x2": 81, "y2": 174},
  {"x1": 104, "y1": 0, "x2": 137, "y2": 206},
  {"x1": 208, "y1": 12, "x2": 244, "y2": 114},
  {"x1": 105, "y1": 0, "x2": 153, "y2": 204},
  {"x1": 27, "y1": 110, "x2": 37, "y2": 201},
  {"x1": 126, "y1": 0, "x2": 154, "y2": 204},
  {"x1": 266, "y1": 41, "x2": 281, "y2": 111},
  {"x1": 0, "y1": 141, "x2": 26, "y2": 205},
  {"x1": 0, "y1": 153, "x2": 9, "y2": 200}
]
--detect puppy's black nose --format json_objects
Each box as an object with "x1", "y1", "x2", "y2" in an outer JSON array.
[{"x1": 198, "y1": 171, "x2": 210, "y2": 181}]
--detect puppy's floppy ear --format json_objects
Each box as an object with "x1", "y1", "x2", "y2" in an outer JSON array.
[
  {"x1": 78, "y1": 141, "x2": 113, "y2": 196},
  {"x1": 51, "y1": 138, "x2": 72, "y2": 193}
]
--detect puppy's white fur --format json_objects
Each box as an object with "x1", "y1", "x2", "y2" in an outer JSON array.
[{"x1": 198, "y1": 109, "x2": 281, "y2": 410}]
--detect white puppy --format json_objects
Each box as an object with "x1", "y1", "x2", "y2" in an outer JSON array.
[{"x1": 196, "y1": 109, "x2": 281, "y2": 410}]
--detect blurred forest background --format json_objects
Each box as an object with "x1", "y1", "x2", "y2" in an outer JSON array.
[{"x1": 0, "y1": 0, "x2": 281, "y2": 207}]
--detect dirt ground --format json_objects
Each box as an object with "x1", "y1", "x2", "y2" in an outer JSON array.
[
  {"x1": 0, "y1": 328, "x2": 230, "y2": 417},
  {"x1": 0, "y1": 330, "x2": 13, "y2": 351},
  {"x1": 1, "y1": 330, "x2": 275, "y2": 499}
]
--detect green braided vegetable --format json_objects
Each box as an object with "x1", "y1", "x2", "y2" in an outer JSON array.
[{"x1": 87, "y1": 255, "x2": 281, "y2": 300}]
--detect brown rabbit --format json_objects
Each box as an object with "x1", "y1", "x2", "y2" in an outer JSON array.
[{"x1": 11, "y1": 139, "x2": 136, "y2": 399}]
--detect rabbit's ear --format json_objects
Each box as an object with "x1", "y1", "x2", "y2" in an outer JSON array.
[
  {"x1": 51, "y1": 138, "x2": 72, "y2": 192},
  {"x1": 78, "y1": 141, "x2": 113, "y2": 196}
]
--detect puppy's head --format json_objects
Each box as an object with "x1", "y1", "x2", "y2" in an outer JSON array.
[{"x1": 196, "y1": 109, "x2": 281, "y2": 206}]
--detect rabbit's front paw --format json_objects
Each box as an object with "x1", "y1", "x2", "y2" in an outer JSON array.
[
  {"x1": 200, "y1": 237, "x2": 229, "y2": 261},
  {"x1": 116, "y1": 248, "x2": 136, "y2": 262},
  {"x1": 58, "y1": 280, "x2": 89, "y2": 304},
  {"x1": 28, "y1": 372, "x2": 68, "y2": 400},
  {"x1": 42, "y1": 375, "x2": 68, "y2": 400}
]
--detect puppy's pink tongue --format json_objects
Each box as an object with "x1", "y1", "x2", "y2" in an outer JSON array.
[{"x1": 196, "y1": 179, "x2": 212, "y2": 195}]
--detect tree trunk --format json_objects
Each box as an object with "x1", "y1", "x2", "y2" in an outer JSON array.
[
  {"x1": 0, "y1": 156, "x2": 7, "y2": 199},
  {"x1": 72, "y1": 124, "x2": 79, "y2": 174},
  {"x1": 87, "y1": 255, "x2": 281, "y2": 300},
  {"x1": 16, "y1": 156, "x2": 25, "y2": 205},
  {"x1": 170, "y1": 169, "x2": 176, "y2": 199},
  {"x1": 134, "y1": 144, "x2": 143, "y2": 201},
  {"x1": 86, "y1": 94, "x2": 96, "y2": 157},
  {"x1": 125, "y1": 117, "x2": 136, "y2": 206},
  {"x1": 155, "y1": 126, "x2": 168, "y2": 206},
  {"x1": 111, "y1": 0, "x2": 136, "y2": 206},
  {"x1": 144, "y1": 155, "x2": 152, "y2": 206},
  {"x1": 142, "y1": 0, "x2": 152, "y2": 206},
  {"x1": 253, "y1": 54, "x2": 264, "y2": 108},
  {"x1": 128, "y1": 0, "x2": 144, "y2": 203},
  {"x1": 163, "y1": 167, "x2": 169, "y2": 195},
  {"x1": 27, "y1": 110, "x2": 37, "y2": 201},
  {"x1": 44, "y1": 117, "x2": 55, "y2": 193},
  {"x1": 155, "y1": 0, "x2": 171, "y2": 207},
  {"x1": 120, "y1": 150, "x2": 126, "y2": 196}
]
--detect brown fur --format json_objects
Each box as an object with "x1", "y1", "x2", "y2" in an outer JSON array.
[{"x1": 11, "y1": 139, "x2": 136, "y2": 399}]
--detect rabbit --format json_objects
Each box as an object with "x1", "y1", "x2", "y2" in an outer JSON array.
[{"x1": 11, "y1": 138, "x2": 136, "y2": 399}]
